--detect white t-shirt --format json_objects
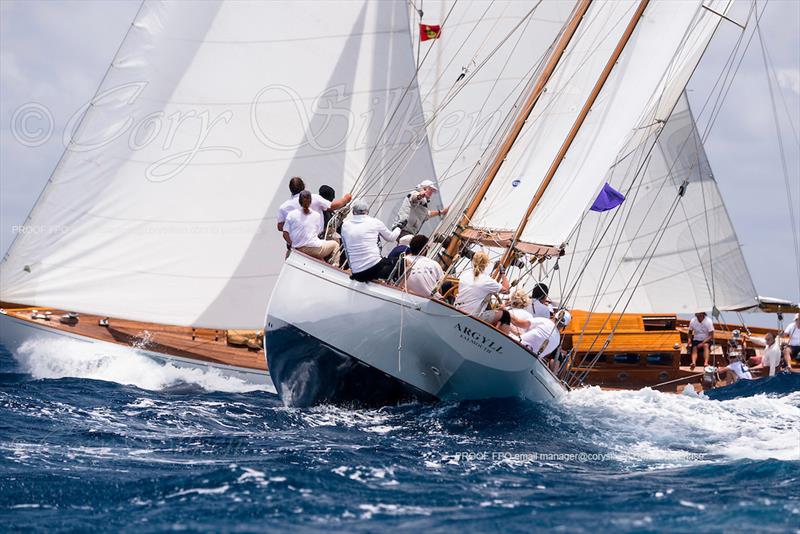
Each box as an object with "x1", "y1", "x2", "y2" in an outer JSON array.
[
  {"x1": 520, "y1": 317, "x2": 560, "y2": 357},
  {"x1": 509, "y1": 308, "x2": 535, "y2": 333},
  {"x1": 689, "y1": 316, "x2": 714, "y2": 341},
  {"x1": 727, "y1": 360, "x2": 752, "y2": 381},
  {"x1": 284, "y1": 208, "x2": 323, "y2": 249},
  {"x1": 528, "y1": 299, "x2": 553, "y2": 319},
  {"x1": 761, "y1": 339, "x2": 782, "y2": 376},
  {"x1": 454, "y1": 271, "x2": 502, "y2": 315},
  {"x1": 784, "y1": 322, "x2": 800, "y2": 346},
  {"x1": 404, "y1": 255, "x2": 443, "y2": 296},
  {"x1": 277, "y1": 193, "x2": 331, "y2": 227},
  {"x1": 341, "y1": 214, "x2": 400, "y2": 273}
]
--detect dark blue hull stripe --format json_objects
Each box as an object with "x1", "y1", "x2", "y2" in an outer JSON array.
[{"x1": 265, "y1": 322, "x2": 437, "y2": 407}]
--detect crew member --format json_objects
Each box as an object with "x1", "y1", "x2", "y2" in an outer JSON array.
[
  {"x1": 402, "y1": 235, "x2": 444, "y2": 297},
  {"x1": 392, "y1": 180, "x2": 448, "y2": 238},
  {"x1": 341, "y1": 199, "x2": 400, "y2": 282},
  {"x1": 276, "y1": 176, "x2": 351, "y2": 232},
  {"x1": 528, "y1": 283, "x2": 554, "y2": 318},
  {"x1": 506, "y1": 290, "x2": 535, "y2": 335},
  {"x1": 782, "y1": 313, "x2": 800, "y2": 370},
  {"x1": 454, "y1": 251, "x2": 510, "y2": 325},
  {"x1": 520, "y1": 310, "x2": 572, "y2": 371},
  {"x1": 688, "y1": 311, "x2": 714, "y2": 371},
  {"x1": 718, "y1": 351, "x2": 753, "y2": 383},
  {"x1": 282, "y1": 191, "x2": 339, "y2": 261}
]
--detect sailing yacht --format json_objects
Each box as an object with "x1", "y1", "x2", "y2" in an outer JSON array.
[
  {"x1": 265, "y1": 0, "x2": 746, "y2": 405},
  {"x1": 2, "y1": 0, "x2": 793, "y2": 401},
  {"x1": 0, "y1": 0, "x2": 441, "y2": 382}
]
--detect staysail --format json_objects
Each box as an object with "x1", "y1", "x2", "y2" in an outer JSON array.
[
  {"x1": 0, "y1": 0, "x2": 438, "y2": 329},
  {"x1": 556, "y1": 93, "x2": 759, "y2": 314},
  {"x1": 462, "y1": 0, "x2": 732, "y2": 251}
]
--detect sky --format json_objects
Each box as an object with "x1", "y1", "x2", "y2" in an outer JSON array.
[{"x1": 0, "y1": 0, "x2": 798, "y2": 327}]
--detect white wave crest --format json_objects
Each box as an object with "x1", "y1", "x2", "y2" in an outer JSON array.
[
  {"x1": 14, "y1": 337, "x2": 273, "y2": 394},
  {"x1": 563, "y1": 386, "x2": 800, "y2": 463}
]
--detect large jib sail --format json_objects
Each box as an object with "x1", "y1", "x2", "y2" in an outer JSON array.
[
  {"x1": 557, "y1": 92, "x2": 759, "y2": 314},
  {"x1": 453, "y1": 0, "x2": 732, "y2": 252},
  {"x1": 0, "y1": 0, "x2": 438, "y2": 329}
]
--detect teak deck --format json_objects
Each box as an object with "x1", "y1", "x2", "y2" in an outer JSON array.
[
  {"x1": 0, "y1": 302, "x2": 267, "y2": 371},
  {"x1": 1, "y1": 300, "x2": 788, "y2": 393}
]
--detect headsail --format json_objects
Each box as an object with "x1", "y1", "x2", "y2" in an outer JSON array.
[
  {"x1": 556, "y1": 93, "x2": 759, "y2": 314},
  {"x1": 0, "y1": 0, "x2": 437, "y2": 329},
  {"x1": 464, "y1": 0, "x2": 732, "y2": 251}
]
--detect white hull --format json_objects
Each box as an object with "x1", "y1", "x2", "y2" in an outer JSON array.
[
  {"x1": 0, "y1": 311, "x2": 270, "y2": 386},
  {"x1": 265, "y1": 253, "x2": 567, "y2": 406}
]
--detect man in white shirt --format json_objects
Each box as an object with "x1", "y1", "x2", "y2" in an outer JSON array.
[
  {"x1": 718, "y1": 353, "x2": 753, "y2": 383},
  {"x1": 749, "y1": 332, "x2": 783, "y2": 376},
  {"x1": 782, "y1": 313, "x2": 800, "y2": 369},
  {"x1": 528, "y1": 283, "x2": 554, "y2": 319},
  {"x1": 520, "y1": 310, "x2": 571, "y2": 371},
  {"x1": 276, "y1": 176, "x2": 351, "y2": 233},
  {"x1": 402, "y1": 235, "x2": 443, "y2": 297},
  {"x1": 688, "y1": 311, "x2": 714, "y2": 371},
  {"x1": 341, "y1": 199, "x2": 400, "y2": 282},
  {"x1": 283, "y1": 191, "x2": 339, "y2": 261}
]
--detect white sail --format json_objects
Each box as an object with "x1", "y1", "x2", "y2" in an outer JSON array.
[
  {"x1": 556, "y1": 93, "x2": 759, "y2": 314},
  {"x1": 469, "y1": 0, "x2": 731, "y2": 249},
  {"x1": 413, "y1": 0, "x2": 577, "y2": 202},
  {"x1": 0, "y1": 0, "x2": 437, "y2": 329}
]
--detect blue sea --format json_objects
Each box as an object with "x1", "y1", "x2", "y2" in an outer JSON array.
[{"x1": 1, "y1": 338, "x2": 798, "y2": 532}]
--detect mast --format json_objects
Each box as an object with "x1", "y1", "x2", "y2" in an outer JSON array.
[
  {"x1": 443, "y1": 0, "x2": 593, "y2": 264},
  {"x1": 499, "y1": 0, "x2": 651, "y2": 269}
]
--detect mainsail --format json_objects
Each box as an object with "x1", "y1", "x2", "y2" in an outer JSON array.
[
  {"x1": 556, "y1": 93, "x2": 759, "y2": 314},
  {"x1": 0, "y1": 0, "x2": 438, "y2": 329}
]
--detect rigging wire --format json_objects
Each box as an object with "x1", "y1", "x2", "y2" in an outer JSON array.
[{"x1": 756, "y1": 13, "x2": 800, "y2": 301}]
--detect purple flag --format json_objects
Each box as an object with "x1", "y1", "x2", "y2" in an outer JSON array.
[{"x1": 590, "y1": 182, "x2": 625, "y2": 212}]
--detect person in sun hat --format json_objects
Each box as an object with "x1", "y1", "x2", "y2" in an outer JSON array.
[
  {"x1": 391, "y1": 179, "x2": 449, "y2": 239},
  {"x1": 688, "y1": 310, "x2": 714, "y2": 371}
]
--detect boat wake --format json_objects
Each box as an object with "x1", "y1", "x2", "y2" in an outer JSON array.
[
  {"x1": 560, "y1": 386, "x2": 800, "y2": 464},
  {"x1": 11, "y1": 337, "x2": 273, "y2": 394}
]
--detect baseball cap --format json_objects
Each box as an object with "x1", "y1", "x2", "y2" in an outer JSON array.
[
  {"x1": 351, "y1": 199, "x2": 369, "y2": 214},
  {"x1": 417, "y1": 180, "x2": 438, "y2": 191}
]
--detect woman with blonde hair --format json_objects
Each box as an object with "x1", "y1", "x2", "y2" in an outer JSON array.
[
  {"x1": 505, "y1": 290, "x2": 535, "y2": 335},
  {"x1": 454, "y1": 250, "x2": 510, "y2": 324}
]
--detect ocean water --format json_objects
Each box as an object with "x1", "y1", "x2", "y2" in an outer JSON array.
[{"x1": 1, "y1": 338, "x2": 798, "y2": 533}]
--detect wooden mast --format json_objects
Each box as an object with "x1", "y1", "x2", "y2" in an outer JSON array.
[
  {"x1": 498, "y1": 0, "x2": 651, "y2": 269},
  {"x1": 443, "y1": 0, "x2": 593, "y2": 264}
]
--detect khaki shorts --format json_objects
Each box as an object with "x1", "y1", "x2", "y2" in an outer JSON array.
[{"x1": 298, "y1": 241, "x2": 338, "y2": 261}]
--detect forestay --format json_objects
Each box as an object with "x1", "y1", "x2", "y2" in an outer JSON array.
[
  {"x1": 0, "y1": 0, "x2": 437, "y2": 329},
  {"x1": 557, "y1": 93, "x2": 759, "y2": 314},
  {"x1": 469, "y1": 0, "x2": 731, "y2": 249}
]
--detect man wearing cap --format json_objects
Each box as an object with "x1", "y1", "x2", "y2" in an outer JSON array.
[
  {"x1": 392, "y1": 180, "x2": 449, "y2": 239},
  {"x1": 341, "y1": 199, "x2": 401, "y2": 282},
  {"x1": 688, "y1": 311, "x2": 715, "y2": 371},
  {"x1": 781, "y1": 313, "x2": 799, "y2": 370}
]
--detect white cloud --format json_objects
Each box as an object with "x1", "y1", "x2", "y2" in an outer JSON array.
[{"x1": 776, "y1": 67, "x2": 800, "y2": 95}]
